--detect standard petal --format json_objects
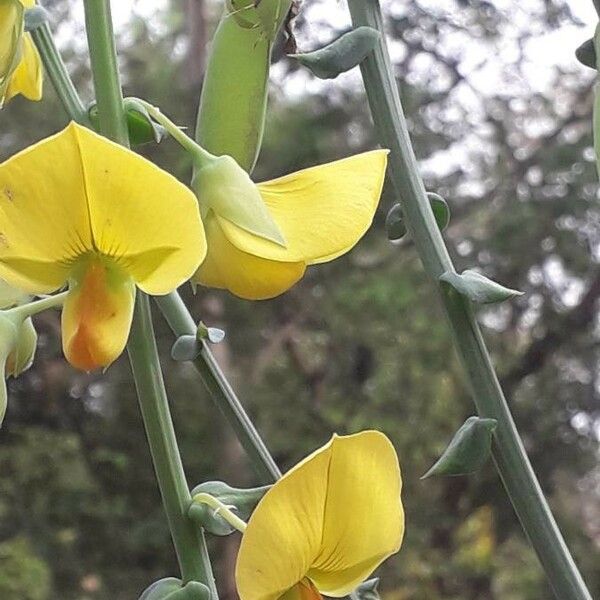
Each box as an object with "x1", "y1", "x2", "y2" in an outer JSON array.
[
  {"x1": 194, "y1": 213, "x2": 305, "y2": 300},
  {"x1": 62, "y1": 255, "x2": 135, "y2": 371},
  {"x1": 70, "y1": 124, "x2": 206, "y2": 295},
  {"x1": 218, "y1": 150, "x2": 388, "y2": 263},
  {"x1": 0, "y1": 124, "x2": 93, "y2": 293},
  {"x1": 4, "y1": 34, "x2": 42, "y2": 103},
  {"x1": 235, "y1": 439, "x2": 336, "y2": 600},
  {"x1": 307, "y1": 431, "x2": 404, "y2": 597}
]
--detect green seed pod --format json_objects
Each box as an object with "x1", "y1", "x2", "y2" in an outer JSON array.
[
  {"x1": 291, "y1": 26, "x2": 380, "y2": 80},
  {"x1": 195, "y1": 0, "x2": 292, "y2": 173},
  {"x1": 189, "y1": 481, "x2": 270, "y2": 536},
  {"x1": 421, "y1": 416, "x2": 497, "y2": 479},
  {"x1": 139, "y1": 578, "x2": 211, "y2": 600}
]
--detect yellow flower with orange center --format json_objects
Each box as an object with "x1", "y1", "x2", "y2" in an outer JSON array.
[
  {"x1": 0, "y1": 0, "x2": 42, "y2": 106},
  {"x1": 235, "y1": 431, "x2": 404, "y2": 600},
  {"x1": 0, "y1": 122, "x2": 205, "y2": 370}
]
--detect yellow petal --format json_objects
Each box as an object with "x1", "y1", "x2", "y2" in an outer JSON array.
[
  {"x1": 194, "y1": 213, "x2": 305, "y2": 300},
  {"x1": 218, "y1": 151, "x2": 388, "y2": 264},
  {"x1": 235, "y1": 431, "x2": 404, "y2": 600},
  {"x1": 308, "y1": 431, "x2": 404, "y2": 596},
  {"x1": 70, "y1": 124, "x2": 206, "y2": 294},
  {"x1": 4, "y1": 34, "x2": 42, "y2": 103},
  {"x1": 0, "y1": 1, "x2": 22, "y2": 86},
  {"x1": 62, "y1": 255, "x2": 135, "y2": 371},
  {"x1": 0, "y1": 125, "x2": 94, "y2": 294},
  {"x1": 236, "y1": 438, "x2": 331, "y2": 600}
]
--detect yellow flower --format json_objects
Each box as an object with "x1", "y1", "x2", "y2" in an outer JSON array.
[
  {"x1": 193, "y1": 151, "x2": 388, "y2": 300},
  {"x1": 236, "y1": 431, "x2": 404, "y2": 600},
  {"x1": 0, "y1": 0, "x2": 42, "y2": 106},
  {"x1": 0, "y1": 122, "x2": 205, "y2": 370}
]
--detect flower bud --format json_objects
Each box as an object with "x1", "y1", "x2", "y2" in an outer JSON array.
[
  {"x1": 192, "y1": 155, "x2": 286, "y2": 247},
  {"x1": 5, "y1": 316, "x2": 36, "y2": 377}
]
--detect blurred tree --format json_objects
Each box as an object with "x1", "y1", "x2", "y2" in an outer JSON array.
[{"x1": 0, "y1": 0, "x2": 598, "y2": 598}]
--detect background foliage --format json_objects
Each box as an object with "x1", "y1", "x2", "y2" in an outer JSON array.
[{"x1": 0, "y1": 0, "x2": 599, "y2": 598}]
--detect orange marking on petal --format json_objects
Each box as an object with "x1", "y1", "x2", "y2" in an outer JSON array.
[{"x1": 62, "y1": 255, "x2": 135, "y2": 371}]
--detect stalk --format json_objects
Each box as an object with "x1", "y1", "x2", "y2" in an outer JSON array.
[
  {"x1": 82, "y1": 0, "x2": 216, "y2": 590},
  {"x1": 347, "y1": 1, "x2": 592, "y2": 598},
  {"x1": 155, "y1": 292, "x2": 281, "y2": 484},
  {"x1": 30, "y1": 24, "x2": 90, "y2": 125}
]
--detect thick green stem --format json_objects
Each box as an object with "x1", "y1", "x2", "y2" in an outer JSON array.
[
  {"x1": 83, "y1": 0, "x2": 128, "y2": 144},
  {"x1": 30, "y1": 24, "x2": 89, "y2": 125},
  {"x1": 347, "y1": 1, "x2": 592, "y2": 599},
  {"x1": 135, "y1": 99, "x2": 215, "y2": 163},
  {"x1": 128, "y1": 295, "x2": 216, "y2": 589},
  {"x1": 83, "y1": 0, "x2": 216, "y2": 589},
  {"x1": 155, "y1": 292, "x2": 281, "y2": 484}
]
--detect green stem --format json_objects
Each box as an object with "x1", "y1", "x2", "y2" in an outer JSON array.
[
  {"x1": 134, "y1": 99, "x2": 215, "y2": 163},
  {"x1": 83, "y1": 1, "x2": 216, "y2": 590},
  {"x1": 347, "y1": 2, "x2": 592, "y2": 599},
  {"x1": 8, "y1": 292, "x2": 67, "y2": 321},
  {"x1": 155, "y1": 292, "x2": 281, "y2": 484},
  {"x1": 30, "y1": 24, "x2": 89, "y2": 125},
  {"x1": 191, "y1": 493, "x2": 248, "y2": 533},
  {"x1": 128, "y1": 295, "x2": 216, "y2": 590},
  {"x1": 83, "y1": 0, "x2": 128, "y2": 144}
]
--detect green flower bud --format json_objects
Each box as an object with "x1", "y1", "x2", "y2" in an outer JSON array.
[
  {"x1": 0, "y1": 0, "x2": 25, "y2": 104},
  {"x1": 0, "y1": 311, "x2": 20, "y2": 424},
  {"x1": 195, "y1": 0, "x2": 292, "y2": 172},
  {"x1": 191, "y1": 154, "x2": 286, "y2": 246},
  {"x1": 5, "y1": 316, "x2": 36, "y2": 377}
]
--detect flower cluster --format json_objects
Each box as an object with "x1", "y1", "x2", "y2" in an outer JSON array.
[{"x1": 0, "y1": 122, "x2": 387, "y2": 370}]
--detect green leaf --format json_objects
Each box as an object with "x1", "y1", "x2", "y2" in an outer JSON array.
[
  {"x1": 421, "y1": 416, "x2": 497, "y2": 479},
  {"x1": 23, "y1": 6, "x2": 49, "y2": 32},
  {"x1": 386, "y1": 193, "x2": 449, "y2": 241},
  {"x1": 291, "y1": 26, "x2": 381, "y2": 79},
  {"x1": 575, "y1": 38, "x2": 596, "y2": 70},
  {"x1": 139, "y1": 579, "x2": 211, "y2": 600},
  {"x1": 123, "y1": 97, "x2": 167, "y2": 145},
  {"x1": 354, "y1": 579, "x2": 381, "y2": 600},
  {"x1": 385, "y1": 204, "x2": 407, "y2": 241},
  {"x1": 88, "y1": 98, "x2": 166, "y2": 146},
  {"x1": 171, "y1": 335, "x2": 199, "y2": 362},
  {"x1": 197, "y1": 322, "x2": 225, "y2": 344},
  {"x1": 428, "y1": 192, "x2": 450, "y2": 231},
  {"x1": 440, "y1": 270, "x2": 523, "y2": 304},
  {"x1": 189, "y1": 481, "x2": 270, "y2": 536}
]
